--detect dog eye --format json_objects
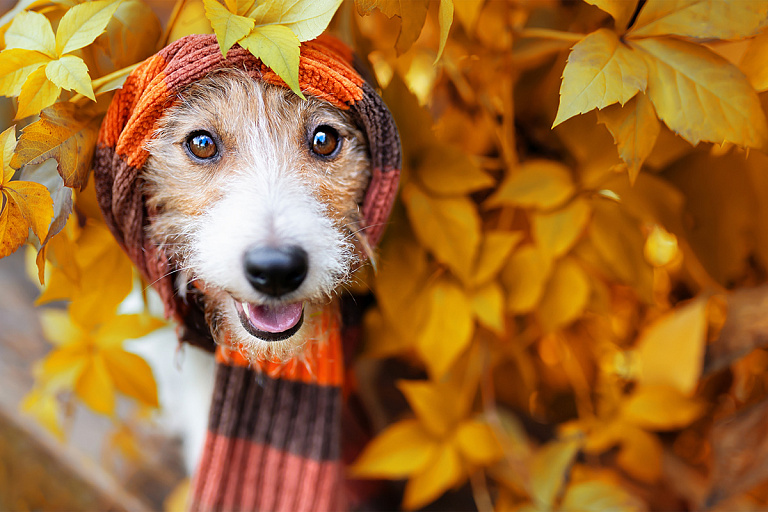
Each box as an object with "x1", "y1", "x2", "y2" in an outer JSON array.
[
  {"x1": 186, "y1": 131, "x2": 218, "y2": 160},
  {"x1": 310, "y1": 126, "x2": 340, "y2": 157}
]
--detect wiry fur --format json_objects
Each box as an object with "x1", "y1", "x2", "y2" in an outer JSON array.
[{"x1": 143, "y1": 69, "x2": 370, "y2": 360}]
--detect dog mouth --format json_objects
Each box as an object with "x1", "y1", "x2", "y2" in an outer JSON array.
[{"x1": 234, "y1": 300, "x2": 304, "y2": 342}]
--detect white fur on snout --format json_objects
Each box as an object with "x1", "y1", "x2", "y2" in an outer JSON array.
[{"x1": 190, "y1": 171, "x2": 354, "y2": 305}]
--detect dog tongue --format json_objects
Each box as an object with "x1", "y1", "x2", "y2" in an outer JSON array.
[{"x1": 244, "y1": 302, "x2": 303, "y2": 333}]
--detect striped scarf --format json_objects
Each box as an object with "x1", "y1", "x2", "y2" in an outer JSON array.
[{"x1": 92, "y1": 34, "x2": 401, "y2": 511}]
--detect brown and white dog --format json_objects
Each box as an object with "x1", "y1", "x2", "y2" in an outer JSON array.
[{"x1": 143, "y1": 69, "x2": 371, "y2": 362}]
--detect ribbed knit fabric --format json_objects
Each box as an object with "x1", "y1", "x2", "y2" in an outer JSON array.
[
  {"x1": 191, "y1": 307, "x2": 345, "y2": 511},
  {"x1": 92, "y1": 34, "x2": 401, "y2": 512}
]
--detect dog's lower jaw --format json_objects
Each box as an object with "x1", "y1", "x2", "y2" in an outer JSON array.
[{"x1": 195, "y1": 284, "x2": 328, "y2": 362}]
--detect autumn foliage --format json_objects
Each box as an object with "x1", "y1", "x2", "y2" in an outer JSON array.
[{"x1": 3, "y1": 0, "x2": 768, "y2": 510}]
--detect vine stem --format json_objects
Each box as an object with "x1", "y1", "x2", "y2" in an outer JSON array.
[
  {"x1": 70, "y1": 63, "x2": 141, "y2": 103},
  {"x1": 515, "y1": 28, "x2": 584, "y2": 42}
]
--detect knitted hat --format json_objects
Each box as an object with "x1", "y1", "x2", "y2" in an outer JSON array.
[{"x1": 92, "y1": 34, "x2": 401, "y2": 347}]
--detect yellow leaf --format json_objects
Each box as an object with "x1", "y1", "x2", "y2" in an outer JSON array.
[
  {"x1": 249, "y1": 0, "x2": 342, "y2": 42},
  {"x1": 417, "y1": 276, "x2": 475, "y2": 378},
  {"x1": 616, "y1": 426, "x2": 662, "y2": 483},
  {"x1": 530, "y1": 437, "x2": 582, "y2": 509},
  {"x1": 164, "y1": 478, "x2": 191, "y2": 512},
  {"x1": 532, "y1": 198, "x2": 591, "y2": 260},
  {"x1": 486, "y1": 160, "x2": 574, "y2": 210},
  {"x1": 91, "y1": 0, "x2": 162, "y2": 72},
  {"x1": 472, "y1": 231, "x2": 524, "y2": 286},
  {"x1": 362, "y1": 307, "x2": 412, "y2": 358},
  {"x1": 75, "y1": 353, "x2": 115, "y2": 415},
  {"x1": 55, "y1": 0, "x2": 123, "y2": 56},
  {"x1": 643, "y1": 224, "x2": 678, "y2": 267},
  {"x1": 561, "y1": 480, "x2": 645, "y2": 512},
  {"x1": 70, "y1": 222, "x2": 133, "y2": 327},
  {"x1": 395, "y1": 0, "x2": 429, "y2": 55},
  {"x1": 0, "y1": 125, "x2": 16, "y2": 180},
  {"x1": 454, "y1": 419, "x2": 503, "y2": 465},
  {"x1": 554, "y1": 29, "x2": 647, "y2": 128},
  {"x1": 36, "y1": 257, "x2": 76, "y2": 305},
  {"x1": 622, "y1": 385, "x2": 705, "y2": 430},
  {"x1": 537, "y1": 257, "x2": 591, "y2": 333},
  {"x1": 374, "y1": 222, "x2": 431, "y2": 338},
  {"x1": 470, "y1": 282, "x2": 505, "y2": 335},
  {"x1": 398, "y1": 379, "x2": 464, "y2": 438},
  {"x1": 588, "y1": 200, "x2": 653, "y2": 302},
  {"x1": 502, "y1": 244, "x2": 553, "y2": 314},
  {"x1": 403, "y1": 182, "x2": 481, "y2": 277},
  {"x1": 203, "y1": 0, "x2": 254, "y2": 56},
  {"x1": 12, "y1": 102, "x2": 100, "y2": 190},
  {"x1": 96, "y1": 313, "x2": 166, "y2": 347},
  {"x1": 45, "y1": 56, "x2": 94, "y2": 100},
  {"x1": 4, "y1": 10, "x2": 56, "y2": 58},
  {"x1": 416, "y1": 145, "x2": 494, "y2": 196},
  {"x1": 435, "y1": 0, "x2": 453, "y2": 62},
  {"x1": 634, "y1": 297, "x2": 708, "y2": 395},
  {"x1": 102, "y1": 349, "x2": 158, "y2": 407},
  {"x1": 629, "y1": 0, "x2": 768, "y2": 40},
  {"x1": 20, "y1": 387, "x2": 64, "y2": 440},
  {"x1": 632, "y1": 37, "x2": 768, "y2": 150},
  {"x1": 0, "y1": 48, "x2": 51, "y2": 97},
  {"x1": 402, "y1": 444, "x2": 464, "y2": 510},
  {"x1": 226, "y1": 0, "x2": 256, "y2": 16},
  {"x1": 597, "y1": 92, "x2": 660, "y2": 184},
  {"x1": 3, "y1": 180, "x2": 53, "y2": 243},
  {"x1": 15, "y1": 65, "x2": 60, "y2": 119},
  {"x1": 239, "y1": 25, "x2": 303, "y2": 98},
  {"x1": 0, "y1": 194, "x2": 31, "y2": 258},
  {"x1": 584, "y1": 0, "x2": 637, "y2": 31},
  {"x1": 350, "y1": 419, "x2": 438, "y2": 478},
  {"x1": 39, "y1": 308, "x2": 82, "y2": 346},
  {"x1": 740, "y1": 31, "x2": 768, "y2": 93},
  {"x1": 39, "y1": 344, "x2": 88, "y2": 391},
  {"x1": 453, "y1": 0, "x2": 483, "y2": 33},
  {"x1": 167, "y1": 0, "x2": 214, "y2": 42}
]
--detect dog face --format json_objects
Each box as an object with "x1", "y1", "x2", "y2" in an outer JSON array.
[{"x1": 143, "y1": 69, "x2": 370, "y2": 359}]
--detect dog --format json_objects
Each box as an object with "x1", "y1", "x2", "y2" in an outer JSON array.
[
  {"x1": 142, "y1": 68, "x2": 371, "y2": 362},
  {"x1": 93, "y1": 35, "x2": 401, "y2": 505}
]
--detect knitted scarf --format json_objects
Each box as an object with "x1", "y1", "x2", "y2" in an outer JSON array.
[{"x1": 92, "y1": 34, "x2": 400, "y2": 511}]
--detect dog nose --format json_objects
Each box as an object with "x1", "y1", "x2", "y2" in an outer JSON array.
[{"x1": 243, "y1": 246, "x2": 308, "y2": 296}]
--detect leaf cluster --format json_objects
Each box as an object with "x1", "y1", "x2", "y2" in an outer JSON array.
[{"x1": 3, "y1": 0, "x2": 768, "y2": 510}]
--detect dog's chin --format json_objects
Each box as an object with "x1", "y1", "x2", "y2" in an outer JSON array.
[{"x1": 210, "y1": 292, "x2": 314, "y2": 362}]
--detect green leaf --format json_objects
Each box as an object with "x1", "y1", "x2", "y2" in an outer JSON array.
[
  {"x1": 249, "y1": 0, "x2": 343, "y2": 42},
  {"x1": 55, "y1": 0, "x2": 123, "y2": 56},
  {"x1": 45, "y1": 56, "x2": 94, "y2": 100},
  {"x1": 239, "y1": 24, "x2": 304, "y2": 98},
  {"x1": 203, "y1": 0, "x2": 255, "y2": 56},
  {"x1": 0, "y1": 48, "x2": 51, "y2": 97},
  {"x1": 4, "y1": 10, "x2": 56, "y2": 58}
]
